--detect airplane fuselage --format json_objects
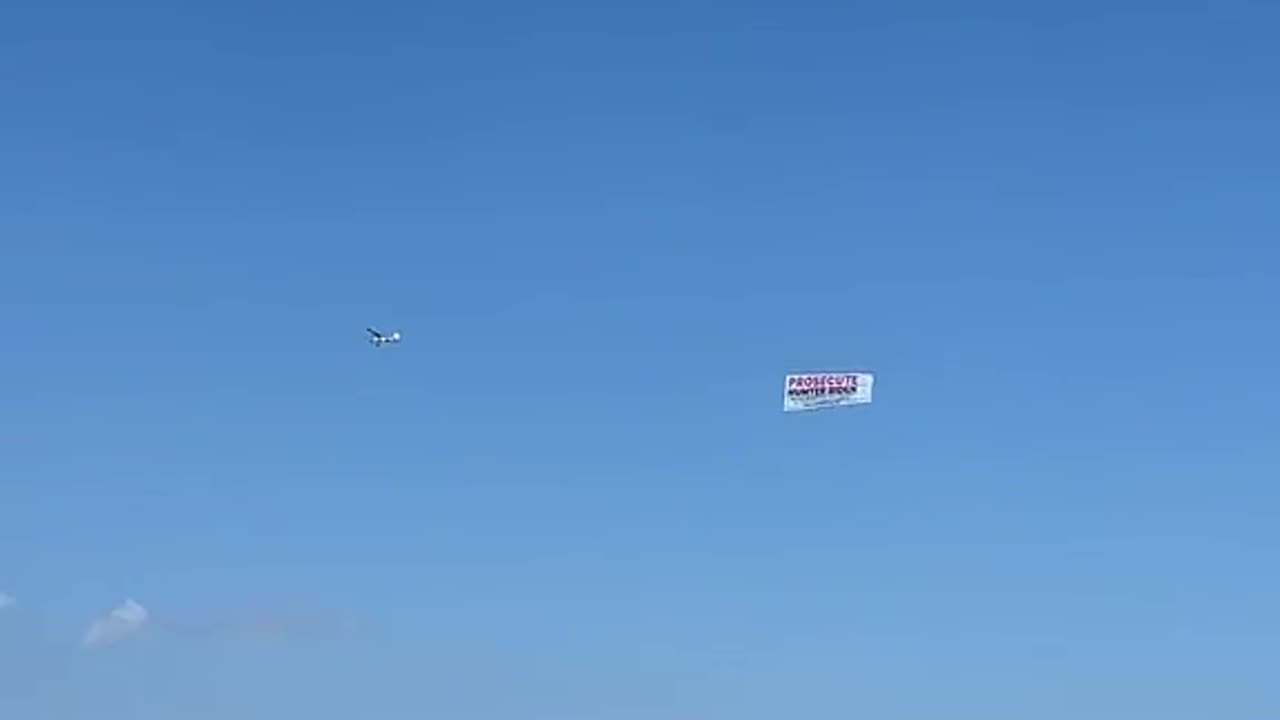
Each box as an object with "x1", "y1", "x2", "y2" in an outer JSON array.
[{"x1": 366, "y1": 328, "x2": 401, "y2": 346}]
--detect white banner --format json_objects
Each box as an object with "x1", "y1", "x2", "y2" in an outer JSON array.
[{"x1": 783, "y1": 372, "x2": 873, "y2": 412}]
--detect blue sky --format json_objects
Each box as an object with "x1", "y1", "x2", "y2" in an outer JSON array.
[{"x1": 3, "y1": 0, "x2": 1279, "y2": 716}]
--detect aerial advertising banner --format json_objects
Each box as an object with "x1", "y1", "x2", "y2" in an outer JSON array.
[{"x1": 783, "y1": 372, "x2": 874, "y2": 412}]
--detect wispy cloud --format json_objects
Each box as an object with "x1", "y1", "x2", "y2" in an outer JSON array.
[
  {"x1": 82, "y1": 599, "x2": 149, "y2": 649},
  {"x1": 0, "y1": 592, "x2": 14, "y2": 610},
  {"x1": 80, "y1": 598, "x2": 347, "y2": 649}
]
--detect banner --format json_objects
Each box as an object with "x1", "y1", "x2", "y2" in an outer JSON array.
[{"x1": 783, "y1": 372, "x2": 873, "y2": 412}]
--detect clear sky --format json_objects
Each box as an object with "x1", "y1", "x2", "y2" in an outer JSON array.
[{"x1": 3, "y1": 0, "x2": 1279, "y2": 717}]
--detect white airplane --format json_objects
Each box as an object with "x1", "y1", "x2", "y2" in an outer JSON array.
[{"x1": 366, "y1": 327, "x2": 402, "y2": 347}]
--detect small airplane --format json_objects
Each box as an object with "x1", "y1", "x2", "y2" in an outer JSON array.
[{"x1": 366, "y1": 327, "x2": 402, "y2": 347}]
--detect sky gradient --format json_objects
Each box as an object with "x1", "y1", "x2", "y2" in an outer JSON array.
[{"x1": 3, "y1": 0, "x2": 1280, "y2": 717}]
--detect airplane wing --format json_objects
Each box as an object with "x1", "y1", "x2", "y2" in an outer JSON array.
[{"x1": 365, "y1": 327, "x2": 383, "y2": 339}]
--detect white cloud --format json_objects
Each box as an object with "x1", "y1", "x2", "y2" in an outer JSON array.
[
  {"x1": 82, "y1": 599, "x2": 149, "y2": 649},
  {"x1": 78, "y1": 598, "x2": 348, "y2": 649},
  {"x1": 0, "y1": 592, "x2": 13, "y2": 610}
]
